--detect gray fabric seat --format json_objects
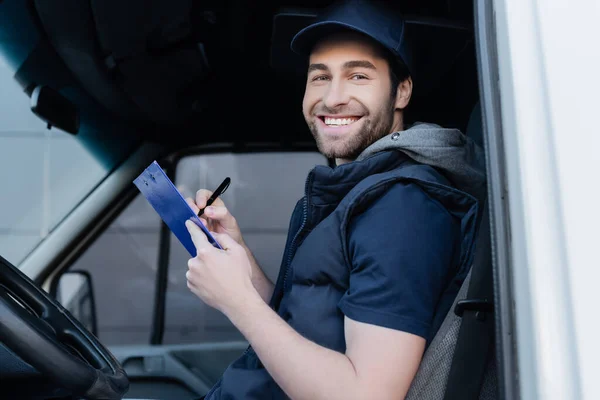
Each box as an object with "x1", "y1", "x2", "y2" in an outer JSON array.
[{"x1": 406, "y1": 103, "x2": 498, "y2": 400}]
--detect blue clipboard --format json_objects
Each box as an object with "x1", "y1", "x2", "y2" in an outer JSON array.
[{"x1": 133, "y1": 160, "x2": 223, "y2": 255}]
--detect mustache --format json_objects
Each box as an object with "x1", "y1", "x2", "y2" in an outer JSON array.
[{"x1": 312, "y1": 104, "x2": 367, "y2": 116}]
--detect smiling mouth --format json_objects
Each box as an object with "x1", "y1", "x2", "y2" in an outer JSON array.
[{"x1": 319, "y1": 116, "x2": 361, "y2": 127}]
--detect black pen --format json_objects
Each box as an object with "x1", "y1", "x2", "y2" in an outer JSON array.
[{"x1": 198, "y1": 177, "x2": 231, "y2": 217}]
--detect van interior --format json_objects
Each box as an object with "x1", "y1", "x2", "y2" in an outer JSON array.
[{"x1": 0, "y1": 0, "x2": 506, "y2": 399}]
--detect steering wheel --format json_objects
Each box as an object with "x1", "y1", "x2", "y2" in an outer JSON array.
[{"x1": 0, "y1": 255, "x2": 129, "y2": 399}]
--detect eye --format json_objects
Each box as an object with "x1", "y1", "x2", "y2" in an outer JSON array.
[
  {"x1": 351, "y1": 74, "x2": 368, "y2": 80},
  {"x1": 311, "y1": 75, "x2": 330, "y2": 82}
]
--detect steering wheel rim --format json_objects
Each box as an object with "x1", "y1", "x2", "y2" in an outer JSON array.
[{"x1": 0, "y1": 255, "x2": 129, "y2": 399}]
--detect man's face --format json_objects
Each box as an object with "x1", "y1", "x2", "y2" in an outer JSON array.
[{"x1": 302, "y1": 32, "x2": 405, "y2": 164}]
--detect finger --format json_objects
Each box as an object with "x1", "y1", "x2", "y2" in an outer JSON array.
[
  {"x1": 195, "y1": 189, "x2": 213, "y2": 209},
  {"x1": 198, "y1": 217, "x2": 216, "y2": 235},
  {"x1": 196, "y1": 189, "x2": 226, "y2": 208},
  {"x1": 204, "y1": 205, "x2": 235, "y2": 227},
  {"x1": 185, "y1": 220, "x2": 210, "y2": 254},
  {"x1": 209, "y1": 196, "x2": 225, "y2": 207},
  {"x1": 187, "y1": 257, "x2": 202, "y2": 270},
  {"x1": 211, "y1": 232, "x2": 238, "y2": 251},
  {"x1": 185, "y1": 269, "x2": 198, "y2": 286},
  {"x1": 185, "y1": 197, "x2": 200, "y2": 214}
]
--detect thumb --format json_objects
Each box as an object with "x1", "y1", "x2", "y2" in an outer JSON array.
[
  {"x1": 212, "y1": 232, "x2": 239, "y2": 251},
  {"x1": 186, "y1": 220, "x2": 208, "y2": 250}
]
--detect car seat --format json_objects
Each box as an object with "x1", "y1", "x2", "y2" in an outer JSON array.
[{"x1": 406, "y1": 102, "x2": 498, "y2": 400}]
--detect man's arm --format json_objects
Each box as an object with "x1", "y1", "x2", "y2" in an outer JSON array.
[{"x1": 226, "y1": 296, "x2": 425, "y2": 400}]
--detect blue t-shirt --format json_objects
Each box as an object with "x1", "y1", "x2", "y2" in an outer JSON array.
[{"x1": 339, "y1": 182, "x2": 461, "y2": 341}]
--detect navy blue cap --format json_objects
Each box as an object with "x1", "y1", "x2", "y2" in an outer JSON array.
[{"x1": 290, "y1": 0, "x2": 412, "y2": 74}]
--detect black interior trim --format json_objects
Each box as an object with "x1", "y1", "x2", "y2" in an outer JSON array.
[
  {"x1": 151, "y1": 159, "x2": 175, "y2": 346},
  {"x1": 474, "y1": 0, "x2": 517, "y2": 398},
  {"x1": 404, "y1": 15, "x2": 472, "y2": 31}
]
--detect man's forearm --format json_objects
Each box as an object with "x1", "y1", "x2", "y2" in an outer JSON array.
[
  {"x1": 243, "y1": 245, "x2": 275, "y2": 303},
  {"x1": 225, "y1": 295, "x2": 364, "y2": 400}
]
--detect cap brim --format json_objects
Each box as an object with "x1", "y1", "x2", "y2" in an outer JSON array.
[{"x1": 290, "y1": 21, "x2": 383, "y2": 57}]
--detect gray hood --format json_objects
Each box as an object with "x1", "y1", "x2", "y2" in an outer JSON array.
[{"x1": 356, "y1": 122, "x2": 487, "y2": 203}]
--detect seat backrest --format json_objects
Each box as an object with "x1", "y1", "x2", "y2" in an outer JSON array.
[
  {"x1": 406, "y1": 102, "x2": 498, "y2": 400},
  {"x1": 406, "y1": 205, "x2": 497, "y2": 399}
]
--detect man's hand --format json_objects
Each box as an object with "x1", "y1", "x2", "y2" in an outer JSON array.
[
  {"x1": 186, "y1": 189, "x2": 244, "y2": 246},
  {"x1": 185, "y1": 190, "x2": 275, "y2": 302},
  {"x1": 185, "y1": 220, "x2": 261, "y2": 314}
]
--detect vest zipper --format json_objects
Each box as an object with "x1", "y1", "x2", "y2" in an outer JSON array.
[
  {"x1": 282, "y1": 173, "x2": 311, "y2": 291},
  {"x1": 239, "y1": 173, "x2": 311, "y2": 361}
]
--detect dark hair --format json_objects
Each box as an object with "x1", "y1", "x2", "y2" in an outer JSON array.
[
  {"x1": 374, "y1": 44, "x2": 411, "y2": 98},
  {"x1": 377, "y1": 45, "x2": 412, "y2": 124}
]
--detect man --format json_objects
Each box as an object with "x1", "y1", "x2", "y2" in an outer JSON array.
[{"x1": 185, "y1": 1, "x2": 486, "y2": 399}]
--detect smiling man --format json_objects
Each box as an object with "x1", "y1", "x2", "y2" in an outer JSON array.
[
  {"x1": 302, "y1": 31, "x2": 412, "y2": 165},
  {"x1": 185, "y1": 1, "x2": 486, "y2": 399}
]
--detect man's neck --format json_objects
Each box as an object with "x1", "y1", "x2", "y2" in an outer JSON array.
[{"x1": 335, "y1": 158, "x2": 353, "y2": 166}]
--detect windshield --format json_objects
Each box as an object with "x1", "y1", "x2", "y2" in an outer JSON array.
[{"x1": 0, "y1": 58, "x2": 111, "y2": 266}]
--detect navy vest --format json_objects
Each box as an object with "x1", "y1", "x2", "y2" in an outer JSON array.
[{"x1": 206, "y1": 150, "x2": 479, "y2": 400}]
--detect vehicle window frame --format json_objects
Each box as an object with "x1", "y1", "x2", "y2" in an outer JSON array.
[
  {"x1": 474, "y1": 0, "x2": 517, "y2": 398},
  {"x1": 43, "y1": 142, "x2": 323, "y2": 346}
]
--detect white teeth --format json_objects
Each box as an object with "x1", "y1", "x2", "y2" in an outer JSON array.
[{"x1": 324, "y1": 117, "x2": 358, "y2": 126}]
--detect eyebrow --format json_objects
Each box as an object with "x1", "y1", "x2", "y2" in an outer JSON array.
[
  {"x1": 307, "y1": 63, "x2": 329, "y2": 74},
  {"x1": 343, "y1": 60, "x2": 377, "y2": 70},
  {"x1": 307, "y1": 60, "x2": 377, "y2": 74}
]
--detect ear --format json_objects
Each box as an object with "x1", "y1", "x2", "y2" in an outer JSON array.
[{"x1": 394, "y1": 76, "x2": 413, "y2": 110}]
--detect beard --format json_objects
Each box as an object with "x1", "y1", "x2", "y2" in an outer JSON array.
[{"x1": 306, "y1": 99, "x2": 396, "y2": 161}]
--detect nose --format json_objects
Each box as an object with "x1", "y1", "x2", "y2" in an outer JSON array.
[{"x1": 322, "y1": 79, "x2": 350, "y2": 110}]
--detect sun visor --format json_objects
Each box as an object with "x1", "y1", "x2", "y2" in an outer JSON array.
[{"x1": 33, "y1": 0, "x2": 214, "y2": 127}]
